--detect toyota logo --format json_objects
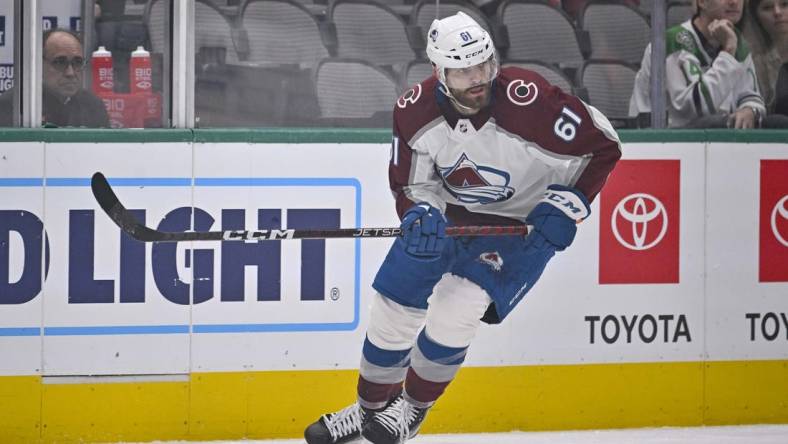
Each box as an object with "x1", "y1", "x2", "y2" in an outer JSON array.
[
  {"x1": 772, "y1": 195, "x2": 788, "y2": 247},
  {"x1": 611, "y1": 193, "x2": 668, "y2": 250}
]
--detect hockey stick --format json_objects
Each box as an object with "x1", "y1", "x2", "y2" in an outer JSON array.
[{"x1": 91, "y1": 172, "x2": 528, "y2": 242}]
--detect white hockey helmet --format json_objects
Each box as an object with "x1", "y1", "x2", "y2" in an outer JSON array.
[{"x1": 425, "y1": 12, "x2": 498, "y2": 87}]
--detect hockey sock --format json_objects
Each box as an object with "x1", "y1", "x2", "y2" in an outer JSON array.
[
  {"x1": 405, "y1": 328, "x2": 468, "y2": 406},
  {"x1": 358, "y1": 336, "x2": 410, "y2": 410}
]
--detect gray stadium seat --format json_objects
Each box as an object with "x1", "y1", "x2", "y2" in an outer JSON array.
[
  {"x1": 576, "y1": 59, "x2": 638, "y2": 124},
  {"x1": 239, "y1": 0, "x2": 330, "y2": 67},
  {"x1": 272, "y1": 0, "x2": 328, "y2": 16},
  {"x1": 639, "y1": 0, "x2": 652, "y2": 16},
  {"x1": 328, "y1": 0, "x2": 422, "y2": 67},
  {"x1": 667, "y1": 1, "x2": 693, "y2": 28},
  {"x1": 143, "y1": 0, "x2": 168, "y2": 54},
  {"x1": 499, "y1": 0, "x2": 589, "y2": 70},
  {"x1": 402, "y1": 60, "x2": 434, "y2": 89},
  {"x1": 579, "y1": 0, "x2": 651, "y2": 64},
  {"x1": 314, "y1": 57, "x2": 399, "y2": 127},
  {"x1": 504, "y1": 60, "x2": 575, "y2": 94},
  {"x1": 145, "y1": 0, "x2": 242, "y2": 62},
  {"x1": 411, "y1": 0, "x2": 493, "y2": 37},
  {"x1": 195, "y1": 0, "x2": 242, "y2": 64},
  {"x1": 411, "y1": 0, "x2": 508, "y2": 52}
]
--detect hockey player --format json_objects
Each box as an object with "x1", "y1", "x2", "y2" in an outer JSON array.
[
  {"x1": 629, "y1": 0, "x2": 766, "y2": 128},
  {"x1": 305, "y1": 12, "x2": 621, "y2": 444}
]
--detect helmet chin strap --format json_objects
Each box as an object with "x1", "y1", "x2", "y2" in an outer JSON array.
[{"x1": 438, "y1": 82, "x2": 481, "y2": 115}]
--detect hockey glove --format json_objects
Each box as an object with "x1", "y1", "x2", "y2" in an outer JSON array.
[
  {"x1": 525, "y1": 184, "x2": 591, "y2": 251},
  {"x1": 398, "y1": 203, "x2": 448, "y2": 260}
]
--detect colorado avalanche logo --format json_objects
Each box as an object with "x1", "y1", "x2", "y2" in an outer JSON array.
[
  {"x1": 507, "y1": 79, "x2": 538, "y2": 106},
  {"x1": 478, "y1": 252, "x2": 503, "y2": 271},
  {"x1": 439, "y1": 153, "x2": 515, "y2": 204},
  {"x1": 397, "y1": 84, "x2": 422, "y2": 109}
]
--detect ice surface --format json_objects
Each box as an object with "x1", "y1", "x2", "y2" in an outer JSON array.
[{"x1": 133, "y1": 424, "x2": 788, "y2": 444}]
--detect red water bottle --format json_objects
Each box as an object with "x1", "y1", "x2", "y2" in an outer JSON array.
[
  {"x1": 129, "y1": 46, "x2": 152, "y2": 94},
  {"x1": 91, "y1": 46, "x2": 114, "y2": 94}
]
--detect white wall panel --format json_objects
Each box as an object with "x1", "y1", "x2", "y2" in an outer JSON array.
[
  {"x1": 41, "y1": 142, "x2": 193, "y2": 375},
  {"x1": 189, "y1": 142, "x2": 395, "y2": 371},
  {"x1": 0, "y1": 139, "x2": 784, "y2": 377},
  {"x1": 0, "y1": 142, "x2": 45, "y2": 375},
  {"x1": 705, "y1": 143, "x2": 788, "y2": 360}
]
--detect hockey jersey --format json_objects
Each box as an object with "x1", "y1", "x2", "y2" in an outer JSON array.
[
  {"x1": 390, "y1": 66, "x2": 621, "y2": 226},
  {"x1": 630, "y1": 20, "x2": 765, "y2": 127}
]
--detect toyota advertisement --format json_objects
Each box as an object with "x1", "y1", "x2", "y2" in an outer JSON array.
[
  {"x1": 599, "y1": 160, "x2": 681, "y2": 284},
  {"x1": 760, "y1": 159, "x2": 788, "y2": 282}
]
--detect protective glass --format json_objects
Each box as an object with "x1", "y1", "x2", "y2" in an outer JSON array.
[{"x1": 0, "y1": 0, "x2": 18, "y2": 126}]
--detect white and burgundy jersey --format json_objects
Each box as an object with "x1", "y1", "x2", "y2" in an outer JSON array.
[{"x1": 390, "y1": 66, "x2": 621, "y2": 226}]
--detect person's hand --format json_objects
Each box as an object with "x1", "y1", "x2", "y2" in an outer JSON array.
[
  {"x1": 524, "y1": 185, "x2": 590, "y2": 251},
  {"x1": 708, "y1": 19, "x2": 738, "y2": 54},
  {"x1": 398, "y1": 203, "x2": 447, "y2": 260},
  {"x1": 727, "y1": 107, "x2": 756, "y2": 129}
]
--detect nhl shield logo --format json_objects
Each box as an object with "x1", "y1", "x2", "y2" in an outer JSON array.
[
  {"x1": 478, "y1": 252, "x2": 503, "y2": 271},
  {"x1": 439, "y1": 153, "x2": 515, "y2": 204}
]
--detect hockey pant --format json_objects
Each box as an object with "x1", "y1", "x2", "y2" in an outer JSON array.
[{"x1": 358, "y1": 235, "x2": 555, "y2": 409}]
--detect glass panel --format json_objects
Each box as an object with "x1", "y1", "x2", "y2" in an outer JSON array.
[
  {"x1": 92, "y1": 0, "x2": 169, "y2": 128},
  {"x1": 40, "y1": 0, "x2": 170, "y2": 128},
  {"x1": 193, "y1": 0, "x2": 250, "y2": 127},
  {"x1": 0, "y1": 0, "x2": 17, "y2": 126},
  {"x1": 190, "y1": 0, "x2": 660, "y2": 129}
]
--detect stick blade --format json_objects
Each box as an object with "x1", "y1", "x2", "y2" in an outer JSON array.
[
  {"x1": 91, "y1": 172, "x2": 120, "y2": 216},
  {"x1": 90, "y1": 172, "x2": 161, "y2": 242}
]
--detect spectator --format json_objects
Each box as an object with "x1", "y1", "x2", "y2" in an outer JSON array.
[
  {"x1": 629, "y1": 0, "x2": 766, "y2": 128},
  {"x1": 745, "y1": 0, "x2": 788, "y2": 120},
  {"x1": 42, "y1": 29, "x2": 110, "y2": 128}
]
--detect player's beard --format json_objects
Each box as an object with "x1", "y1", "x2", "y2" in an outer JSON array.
[{"x1": 449, "y1": 83, "x2": 492, "y2": 112}]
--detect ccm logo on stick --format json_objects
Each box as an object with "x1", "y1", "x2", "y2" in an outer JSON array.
[{"x1": 223, "y1": 229, "x2": 294, "y2": 240}]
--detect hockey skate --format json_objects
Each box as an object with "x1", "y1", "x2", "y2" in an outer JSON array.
[
  {"x1": 361, "y1": 395, "x2": 430, "y2": 444},
  {"x1": 304, "y1": 402, "x2": 370, "y2": 444}
]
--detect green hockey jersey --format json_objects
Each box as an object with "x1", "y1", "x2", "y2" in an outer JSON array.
[{"x1": 629, "y1": 20, "x2": 765, "y2": 127}]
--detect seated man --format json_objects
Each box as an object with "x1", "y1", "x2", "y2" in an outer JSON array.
[
  {"x1": 629, "y1": 0, "x2": 766, "y2": 128},
  {"x1": 42, "y1": 29, "x2": 110, "y2": 128}
]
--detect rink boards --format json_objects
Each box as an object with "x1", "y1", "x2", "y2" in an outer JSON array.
[{"x1": 0, "y1": 129, "x2": 786, "y2": 442}]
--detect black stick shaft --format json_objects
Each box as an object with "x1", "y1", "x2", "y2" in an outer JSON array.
[{"x1": 91, "y1": 172, "x2": 528, "y2": 243}]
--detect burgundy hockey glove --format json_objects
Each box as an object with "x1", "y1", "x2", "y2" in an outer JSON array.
[
  {"x1": 524, "y1": 184, "x2": 590, "y2": 251},
  {"x1": 398, "y1": 203, "x2": 448, "y2": 260}
]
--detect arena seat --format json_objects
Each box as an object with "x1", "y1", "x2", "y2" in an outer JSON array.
[
  {"x1": 498, "y1": 0, "x2": 589, "y2": 71},
  {"x1": 504, "y1": 59, "x2": 575, "y2": 94},
  {"x1": 579, "y1": 0, "x2": 650, "y2": 64},
  {"x1": 576, "y1": 59, "x2": 638, "y2": 127},
  {"x1": 314, "y1": 57, "x2": 400, "y2": 127},
  {"x1": 239, "y1": 0, "x2": 331, "y2": 67},
  {"x1": 667, "y1": 1, "x2": 693, "y2": 27},
  {"x1": 328, "y1": 0, "x2": 423, "y2": 69}
]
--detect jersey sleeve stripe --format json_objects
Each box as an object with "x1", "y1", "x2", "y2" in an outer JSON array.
[
  {"x1": 582, "y1": 102, "x2": 620, "y2": 144},
  {"x1": 698, "y1": 76, "x2": 716, "y2": 113}
]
